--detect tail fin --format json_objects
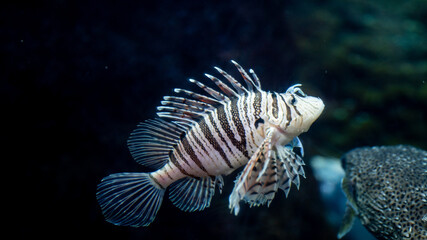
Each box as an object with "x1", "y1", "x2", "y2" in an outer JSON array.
[{"x1": 96, "y1": 172, "x2": 165, "y2": 227}]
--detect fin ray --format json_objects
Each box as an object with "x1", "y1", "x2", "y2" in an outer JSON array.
[
  {"x1": 231, "y1": 60, "x2": 259, "y2": 91},
  {"x1": 214, "y1": 66, "x2": 247, "y2": 94},
  {"x1": 96, "y1": 173, "x2": 165, "y2": 227},
  {"x1": 204, "y1": 73, "x2": 238, "y2": 97},
  {"x1": 337, "y1": 205, "x2": 356, "y2": 239},
  {"x1": 189, "y1": 78, "x2": 230, "y2": 102},
  {"x1": 249, "y1": 69, "x2": 261, "y2": 89},
  {"x1": 163, "y1": 96, "x2": 215, "y2": 111},
  {"x1": 128, "y1": 119, "x2": 183, "y2": 169},
  {"x1": 276, "y1": 145, "x2": 305, "y2": 192},
  {"x1": 174, "y1": 88, "x2": 221, "y2": 105},
  {"x1": 169, "y1": 176, "x2": 221, "y2": 212},
  {"x1": 229, "y1": 128, "x2": 275, "y2": 215}
]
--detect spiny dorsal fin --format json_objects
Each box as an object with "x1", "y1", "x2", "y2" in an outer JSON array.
[
  {"x1": 157, "y1": 106, "x2": 205, "y2": 118},
  {"x1": 160, "y1": 100, "x2": 206, "y2": 113},
  {"x1": 174, "y1": 88, "x2": 221, "y2": 105},
  {"x1": 231, "y1": 60, "x2": 260, "y2": 91},
  {"x1": 214, "y1": 66, "x2": 247, "y2": 94},
  {"x1": 158, "y1": 61, "x2": 262, "y2": 125},
  {"x1": 156, "y1": 106, "x2": 204, "y2": 127},
  {"x1": 163, "y1": 96, "x2": 215, "y2": 111},
  {"x1": 189, "y1": 78, "x2": 230, "y2": 102},
  {"x1": 204, "y1": 73, "x2": 238, "y2": 97},
  {"x1": 249, "y1": 69, "x2": 261, "y2": 89}
]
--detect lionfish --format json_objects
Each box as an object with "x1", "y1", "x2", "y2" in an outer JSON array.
[{"x1": 97, "y1": 60, "x2": 325, "y2": 227}]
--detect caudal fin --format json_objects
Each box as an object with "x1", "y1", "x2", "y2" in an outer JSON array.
[{"x1": 96, "y1": 172, "x2": 165, "y2": 227}]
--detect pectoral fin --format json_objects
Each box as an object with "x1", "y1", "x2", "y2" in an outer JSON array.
[
  {"x1": 337, "y1": 204, "x2": 357, "y2": 239},
  {"x1": 341, "y1": 177, "x2": 359, "y2": 214},
  {"x1": 228, "y1": 128, "x2": 275, "y2": 215}
]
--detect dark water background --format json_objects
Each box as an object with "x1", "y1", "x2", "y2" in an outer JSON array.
[{"x1": 3, "y1": 0, "x2": 426, "y2": 239}]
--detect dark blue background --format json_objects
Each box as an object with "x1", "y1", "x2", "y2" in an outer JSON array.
[{"x1": 3, "y1": 0, "x2": 425, "y2": 239}]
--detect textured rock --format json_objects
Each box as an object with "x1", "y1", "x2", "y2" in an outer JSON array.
[{"x1": 339, "y1": 145, "x2": 427, "y2": 239}]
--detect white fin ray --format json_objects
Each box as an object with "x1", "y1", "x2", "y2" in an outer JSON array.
[
  {"x1": 231, "y1": 60, "x2": 259, "y2": 91},
  {"x1": 189, "y1": 78, "x2": 230, "y2": 102},
  {"x1": 157, "y1": 106, "x2": 206, "y2": 122},
  {"x1": 276, "y1": 145, "x2": 305, "y2": 194},
  {"x1": 214, "y1": 66, "x2": 247, "y2": 94},
  {"x1": 172, "y1": 120, "x2": 195, "y2": 129},
  {"x1": 241, "y1": 154, "x2": 279, "y2": 208},
  {"x1": 163, "y1": 96, "x2": 215, "y2": 111},
  {"x1": 249, "y1": 69, "x2": 261, "y2": 89},
  {"x1": 96, "y1": 173, "x2": 165, "y2": 227},
  {"x1": 229, "y1": 130, "x2": 308, "y2": 214},
  {"x1": 256, "y1": 138, "x2": 274, "y2": 181},
  {"x1": 174, "y1": 88, "x2": 221, "y2": 106},
  {"x1": 229, "y1": 127, "x2": 275, "y2": 215},
  {"x1": 158, "y1": 61, "x2": 259, "y2": 125},
  {"x1": 161, "y1": 100, "x2": 206, "y2": 113},
  {"x1": 156, "y1": 112, "x2": 198, "y2": 128},
  {"x1": 169, "y1": 176, "x2": 224, "y2": 212},
  {"x1": 128, "y1": 119, "x2": 184, "y2": 169},
  {"x1": 204, "y1": 73, "x2": 238, "y2": 97}
]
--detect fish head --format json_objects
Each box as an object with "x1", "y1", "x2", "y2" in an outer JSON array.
[{"x1": 279, "y1": 84, "x2": 324, "y2": 134}]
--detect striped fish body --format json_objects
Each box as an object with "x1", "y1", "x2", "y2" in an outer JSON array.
[
  {"x1": 152, "y1": 92, "x2": 265, "y2": 186},
  {"x1": 97, "y1": 61, "x2": 324, "y2": 227}
]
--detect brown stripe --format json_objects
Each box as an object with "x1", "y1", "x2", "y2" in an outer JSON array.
[
  {"x1": 253, "y1": 91, "x2": 262, "y2": 118},
  {"x1": 293, "y1": 105, "x2": 302, "y2": 116},
  {"x1": 182, "y1": 132, "x2": 210, "y2": 175},
  {"x1": 271, "y1": 92, "x2": 278, "y2": 118},
  {"x1": 220, "y1": 100, "x2": 249, "y2": 158},
  {"x1": 290, "y1": 94, "x2": 302, "y2": 116},
  {"x1": 248, "y1": 182, "x2": 262, "y2": 191},
  {"x1": 242, "y1": 95, "x2": 256, "y2": 149},
  {"x1": 149, "y1": 174, "x2": 166, "y2": 189},
  {"x1": 171, "y1": 149, "x2": 197, "y2": 178},
  {"x1": 264, "y1": 180, "x2": 277, "y2": 187},
  {"x1": 165, "y1": 170, "x2": 173, "y2": 180},
  {"x1": 264, "y1": 190, "x2": 276, "y2": 195},
  {"x1": 199, "y1": 117, "x2": 234, "y2": 169},
  {"x1": 279, "y1": 94, "x2": 292, "y2": 128}
]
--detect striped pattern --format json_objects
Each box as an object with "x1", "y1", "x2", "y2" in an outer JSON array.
[
  {"x1": 133, "y1": 61, "x2": 322, "y2": 211},
  {"x1": 97, "y1": 60, "x2": 324, "y2": 227},
  {"x1": 149, "y1": 62, "x2": 321, "y2": 192},
  {"x1": 163, "y1": 93, "x2": 267, "y2": 179}
]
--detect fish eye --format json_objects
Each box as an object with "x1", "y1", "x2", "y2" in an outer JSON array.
[{"x1": 289, "y1": 96, "x2": 297, "y2": 105}]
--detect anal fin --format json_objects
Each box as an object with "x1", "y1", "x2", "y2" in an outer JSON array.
[{"x1": 168, "y1": 176, "x2": 223, "y2": 212}]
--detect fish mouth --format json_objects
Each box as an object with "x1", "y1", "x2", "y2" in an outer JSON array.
[
  {"x1": 304, "y1": 97, "x2": 325, "y2": 120},
  {"x1": 310, "y1": 97, "x2": 325, "y2": 120}
]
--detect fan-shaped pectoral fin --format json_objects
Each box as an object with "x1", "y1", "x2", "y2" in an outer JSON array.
[{"x1": 228, "y1": 128, "x2": 276, "y2": 215}]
